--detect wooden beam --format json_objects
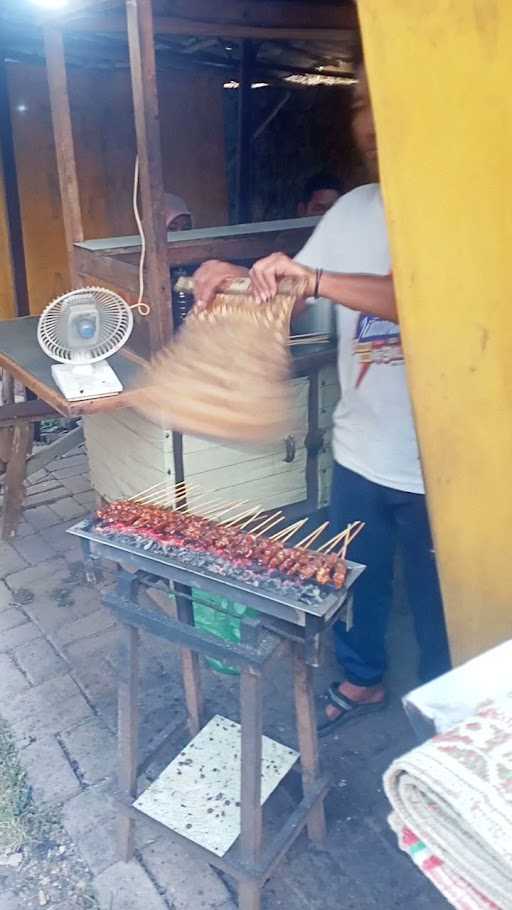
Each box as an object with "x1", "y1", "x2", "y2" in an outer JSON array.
[
  {"x1": 43, "y1": 28, "x2": 83, "y2": 284},
  {"x1": 0, "y1": 57, "x2": 30, "y2": 317},
  {"x1": 0, "y1": 399, "x2": 59, "y2": 428},
  {"x1": 66, "y1": 15, "x2": 351, "y2": 42},
  {"x1": 126, "y1": 0, "x2": 172, "y2": 352},
  {"x1": 163, "y1": 1, "x2": 358, "y2": 29}
]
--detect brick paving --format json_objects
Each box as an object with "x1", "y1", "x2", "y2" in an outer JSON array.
[{"x1": 0, "y1": 445, "x2": 449, "y2": 910}]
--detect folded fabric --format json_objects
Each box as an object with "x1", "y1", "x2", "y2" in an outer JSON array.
[{"x1": 384, "y1": 693, "x2": 512, "y2": 910}]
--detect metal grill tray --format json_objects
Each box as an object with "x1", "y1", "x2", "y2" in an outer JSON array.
[{"x1": 68, "y1": 518, "x2": 365, "y2": 628}]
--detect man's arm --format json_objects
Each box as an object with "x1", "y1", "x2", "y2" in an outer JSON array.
[
  {"x1": 192, "y1": 254, "x2": 397, "y2": 323},
  {"x1": 249, "y1": 252, "x2": 397, "y2": 323}
]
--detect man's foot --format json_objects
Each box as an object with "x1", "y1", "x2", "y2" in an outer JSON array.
[{"x1": 318, "y1": 680, "x2": 387, "y2": 737}]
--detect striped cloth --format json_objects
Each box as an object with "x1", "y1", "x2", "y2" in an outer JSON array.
[{"x1": 384, "y1": 693, "x2": 512, "y2": 910}]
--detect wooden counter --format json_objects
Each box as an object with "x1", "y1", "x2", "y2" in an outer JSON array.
[{"x1": 0, "y1": 315, "x2": 336, "y2": 418}]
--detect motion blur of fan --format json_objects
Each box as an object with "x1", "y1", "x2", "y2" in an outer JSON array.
[{"x1": 37, "y1": 287, "x2": 134, "y2": 401}]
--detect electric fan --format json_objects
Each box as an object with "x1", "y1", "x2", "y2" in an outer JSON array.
[{"x1": 37, "y1": 287, "x2": 134, "y2": 401}]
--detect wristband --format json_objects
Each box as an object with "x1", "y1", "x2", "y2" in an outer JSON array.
[{"x1": 314, "y1": 268, "x2": 324, "y2": 299}]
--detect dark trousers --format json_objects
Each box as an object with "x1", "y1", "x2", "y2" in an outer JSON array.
[{"x1": 330, "y1": 462, "x2": 451, "y2": 687}]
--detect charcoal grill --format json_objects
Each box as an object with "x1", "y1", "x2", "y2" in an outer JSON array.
[{"x1": 70, "y1": 513, "x2": 365, "y2": 910}]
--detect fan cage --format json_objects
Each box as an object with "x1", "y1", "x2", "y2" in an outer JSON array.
[{"x1": 37, "y1": 287, "x2": 134, "y2": 364}]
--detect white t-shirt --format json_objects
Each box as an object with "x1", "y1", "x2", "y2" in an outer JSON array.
[{"x1": 296, "y1": 183, "x2": 424, "y2": 494}]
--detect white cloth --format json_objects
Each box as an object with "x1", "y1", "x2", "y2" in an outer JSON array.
[{"x1": 296, "y1": 183, "x2": 423, "y2": 494}]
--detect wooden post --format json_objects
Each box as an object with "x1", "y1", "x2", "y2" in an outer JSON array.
[
  {"x1": 43, "y1": 28, "x2": 83, "y2": 286},
  {"x1": 239, "y1": 668, "x2": 263, "y2": 910},
  {"x1": 235, "y1": 40, "x2": 255, "y2": 224},
  {"x1": 292, "y1": 643, "x2": 327, "y2": 846},
  {"x1": 0, "y1": 55, "x2": 30, "y2": 316},
  {"x1": 126, "y1": 0, "x2": 172, "y2": 353},
  {"x1": 2, "y1": 419, "x2": 33, "y2": 540}
]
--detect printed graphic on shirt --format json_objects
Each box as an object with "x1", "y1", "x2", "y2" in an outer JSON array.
[{"x1": 353, "y1": 314, "x2": 404, "y2": 387}]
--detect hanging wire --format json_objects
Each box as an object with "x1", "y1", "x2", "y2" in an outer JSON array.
[{"x1": 131, "y1": 155, "x2": 150, "y2": 317}]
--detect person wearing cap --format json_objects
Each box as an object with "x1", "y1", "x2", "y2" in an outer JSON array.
[{"x1": 165, "y1": 193, "x2": 192, "y2": 232}]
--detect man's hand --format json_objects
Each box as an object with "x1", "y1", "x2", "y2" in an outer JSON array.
[
  {"x1": 250, "y1": 253, "x2": 316, "y2": 303},
  {"x1": 193, "y1": 260, "x2": 249, "y2": 310}
]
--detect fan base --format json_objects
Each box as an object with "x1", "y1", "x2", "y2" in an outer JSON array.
[{"x1": 51, "y1": 361, "x2": 123, "y2": 401}]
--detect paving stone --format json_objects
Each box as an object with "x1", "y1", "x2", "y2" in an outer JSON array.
[
  {"x1": 0, "y1": 621, "x2": 43, "y2": 653},
  {"x1": 12, "y1": 532, "x2": 58, "y2": 566},
  {"x1": 55, "y1": 608, "x2": 116, "y2": 646},
  {"x1": 47, "y1": 453, "x2": 88, "y2": 472},
  {"x1": 0, "y1": 578, "x2": 14, "y2": 610},
  {"x1": 0, "y1": 541, "x2": 27, "y2": 578},
  {"x1": 41, "y1": 520, "x2": 86, "y2": 554},
  {"x1": 14, "y1": 636, "x2": 67, "y2": 685},
  {"x1": 0, "y1": 606, "x2": 28, "y2": 633},
  {"x1": 23, "y1": 504, "x2": 62, "y2": 531},
  {"x1": 60, "y1": 717, "x2": 117, "y2": 785},
  {"x1": 26, "y1": 477, "x2": 64, "y2": 496},
  {"x1": 23, "y1": 587, "x2": 101, "y2": 637},
  {"x1": 0, "y1": 891, "x2": 25, "y2": 910},
  {"x1": 23, "y1": 488, "x2": 69, "y2": 509},
  {"x1": 27, "y1": 468, "x2": 50, "y2": 484},
  {"x1": 94, "y1": 860, "x2": 167, "y2": 910},
  {"x1": 1, "y1": 673, "x2": 94, "y2": 740},
  {"x1": 74, "y1": 490, "x2": 97, "y2": 509},
  {"x1": 60, "y1": 474, "x2": 93, "y2": 495},
  {"x1": 0, "y1": 653, "x2": 30, "y2": 698},
  {"x1": 4, "y1": 557, "x2": 69, "y2": 592},
  {"x1": 14, "y1": 520, "x2": 33, "y2": 538},
  {"x1": 49, "y1": 497, "x2": 88, "y2": 521},
  {"x1": 141, "y1": 837, "x2": 235, "y2": 910},
  {"x1": 62, "y1": 782, "x2": 157, "y2": 875},
  {"x1": 21, "y1": 735, "x2": 81, "y2": 804}
]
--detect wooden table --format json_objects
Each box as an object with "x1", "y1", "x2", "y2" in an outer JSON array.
[{"x1": 0, "y1": 316, "x2": 141, "y2": 538}]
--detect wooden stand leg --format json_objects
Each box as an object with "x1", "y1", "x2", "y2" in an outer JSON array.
[
  {"x1": 239, "y1": 669, "x2": 263, "y2": 910},
  {"x1": 292, "y1": 643, "x2": 327, "y2": 846},
  {"x1": 118, "y1": 624, "x2": 140, "y2": 862},
  {"x1": 175, "y1": 584, "x2": 203, "y2": 737},
  {"x1": 2, "y1": 419, "x2": 33, "y2": 540}
]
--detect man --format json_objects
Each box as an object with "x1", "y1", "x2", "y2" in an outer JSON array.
[
  {"x1": 194, "y1": 64, "x2": 451, "y2": 734},
  {"x1": 297, "y1": 172, "x2": 343, "y2": 218},
  {"x1": 165, "y1": 193, "x2": 192, "y2": 232}
]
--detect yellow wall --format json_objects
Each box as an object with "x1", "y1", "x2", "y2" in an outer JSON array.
[
  {"x1": 2, "y1": 61, "x2": 228, "y2": 317},
  {"x1": 358, "y1": 1, "x2": 512, "y2": 663}
]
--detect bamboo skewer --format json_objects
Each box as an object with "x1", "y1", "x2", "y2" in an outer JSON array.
[
  {"x1": 340, "y1": 521, "x2": 366, "y2": 558},
  {"x1": 199, "y1": 499, "x2": 248, "y2": 518},
  {"x1": 132, "y1": 479, "x2": 192, "y2": 502},
  {"x1": 252, "y1": 514, "x2": 286, "y2": 537},
  {"x1": 223, "y1": 506, "x2": 264, "y2": 528},
  {"x1": 295, "y1": 520, "x2": 330, "y2": 550},
  {"x1": 269, "y1": 517, "x2": 308, "y2": 542},
  {"x1": 207, "y1": 500, "x2": 250, "y2": 520},
  {"x1": 236, "y1": 508, "x2": 265, "y2": 530},
  {"x1": 317, "y1": 527, "x2": 351, "y2": 554},
  {"x1": 249, "y1": 511, "x2": 283, "y2": 536}
]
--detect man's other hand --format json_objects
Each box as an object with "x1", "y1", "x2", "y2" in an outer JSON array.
[{"x1": 193, "y1": 260, "x2": 249, "y2": 310}]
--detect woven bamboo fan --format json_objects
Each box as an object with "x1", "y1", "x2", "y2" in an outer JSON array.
[{"x1": 132, "y1": 276, "x2": 308, "y2": 444}]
